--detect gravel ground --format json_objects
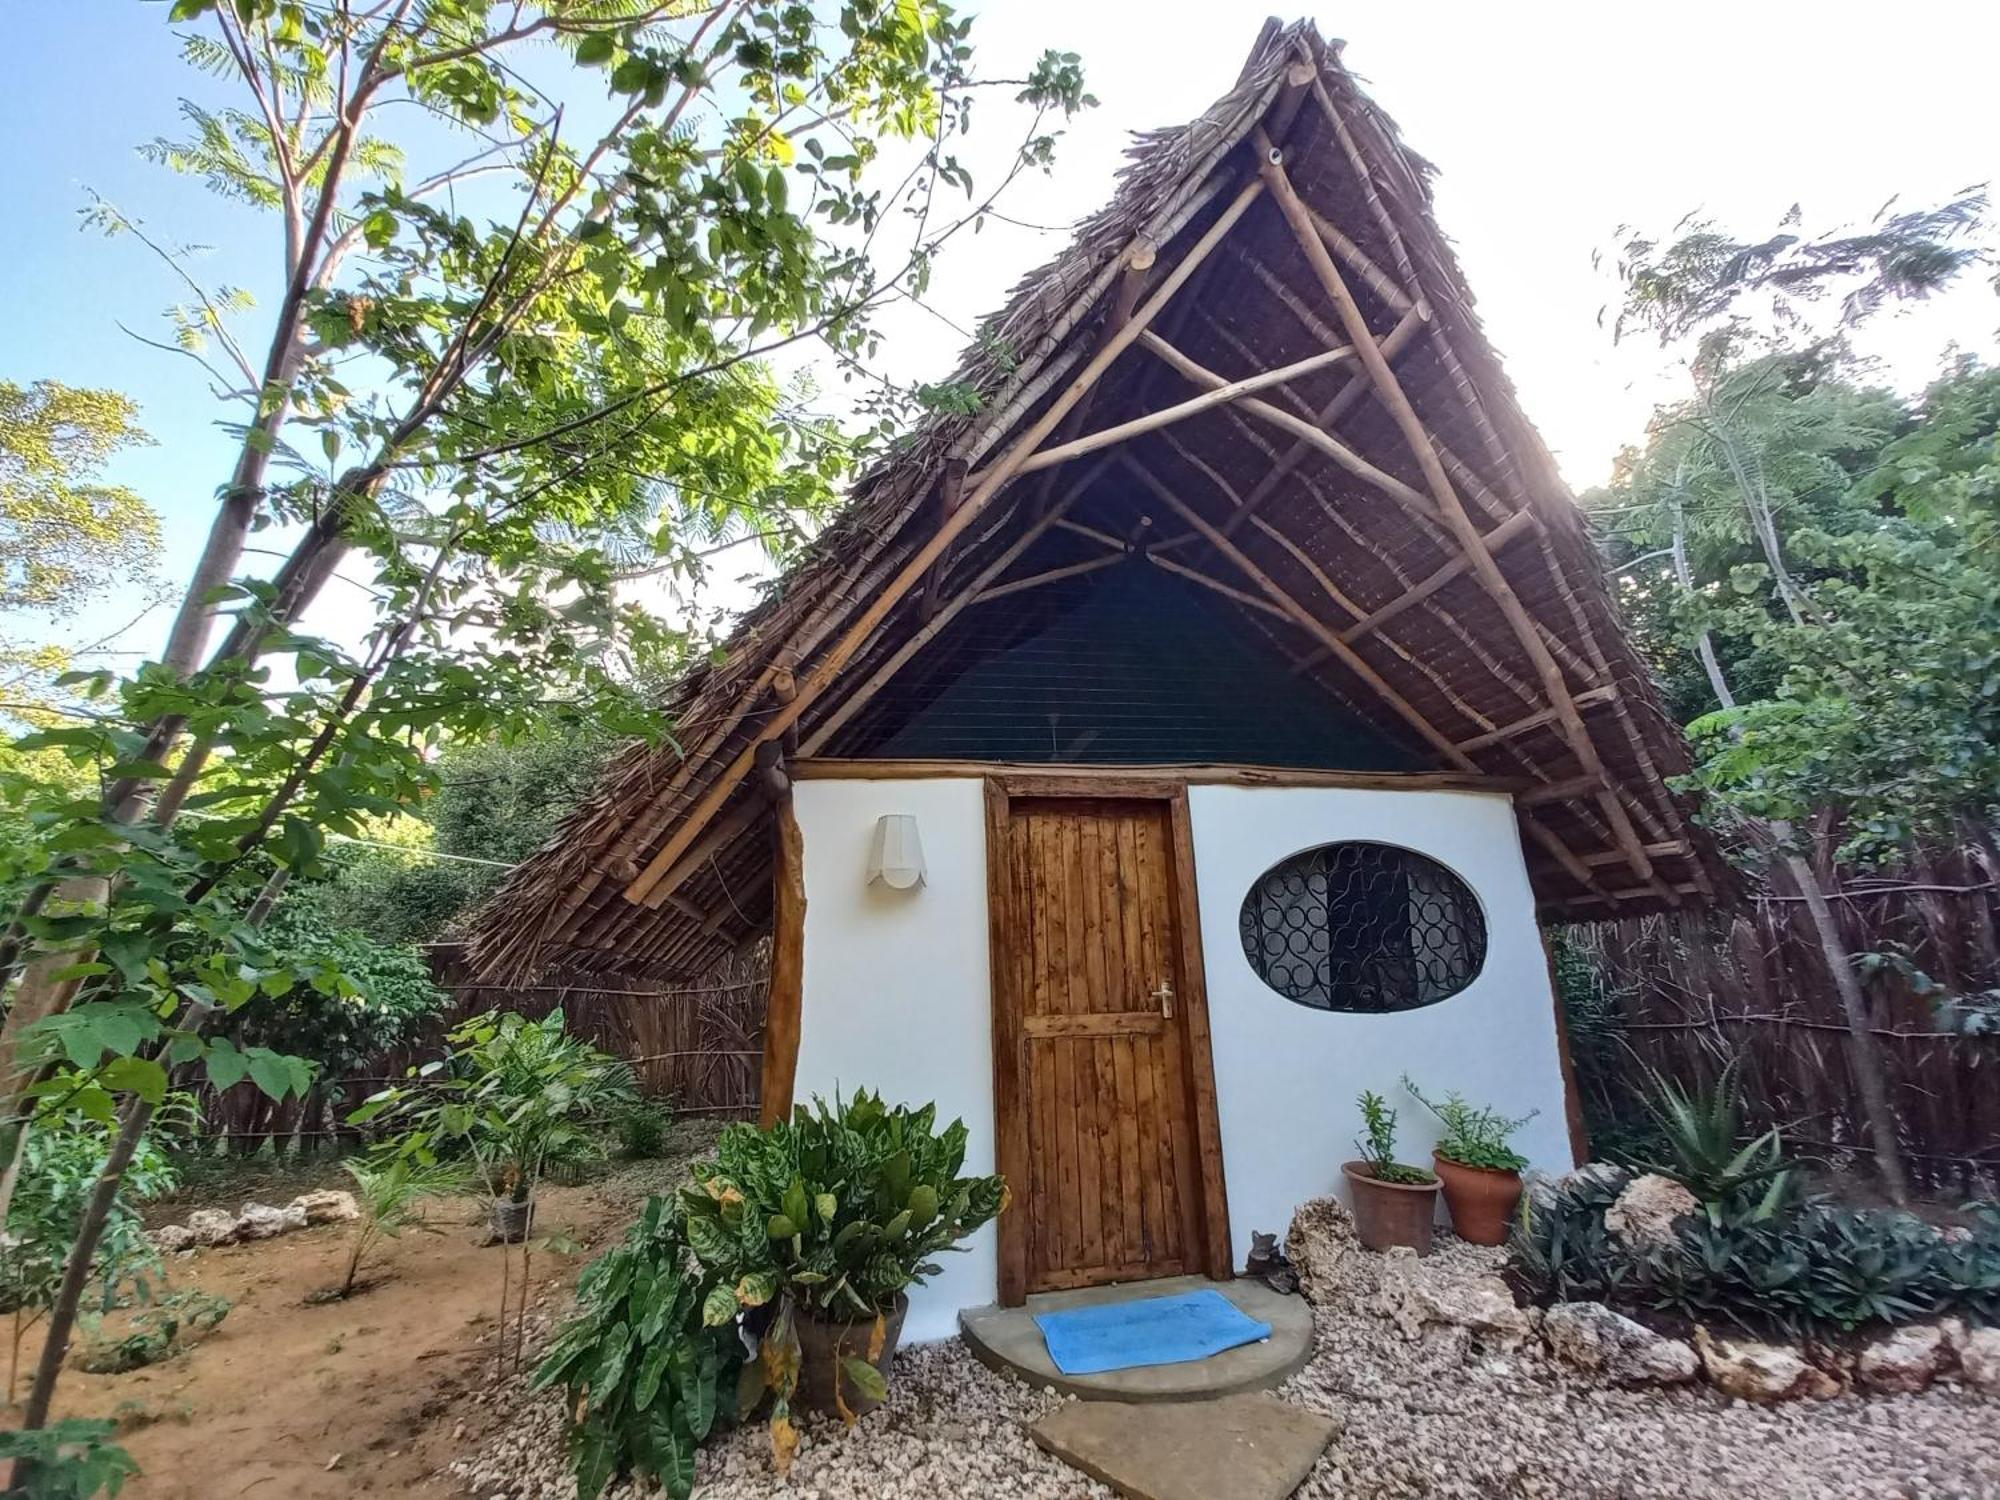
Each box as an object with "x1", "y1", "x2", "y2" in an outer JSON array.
[{"x1": 451, "y1": 1191, "x2": 2000, "y2": 1500}]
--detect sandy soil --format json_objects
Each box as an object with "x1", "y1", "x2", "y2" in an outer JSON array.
[{"x1": 19, "y1": 1133, "x2": 715, "y2": 1500}]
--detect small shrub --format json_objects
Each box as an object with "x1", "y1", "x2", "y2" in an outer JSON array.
[
  {"x1": 0, "y1": 1417, "x2": 140, "y2": 1499},
  {"x1": 1511, "y1": 1172, "x2": 2000, "y2": 1341},
  {"x1": 532, "y1": 1196, "x2": 741, "y2": 1500},
  {"x1": 1402, "y1": 1076, "x2": 1535, "y2": 1172},
  {"x1": 1352, "y1": 1089, "x2": 1434, "y2": 1185},
  {"x1": 615, "y1": 1102, "x2": 673, "y2": 1160},
  {"x1": 77, "y1": 1289, "x2": 232, "y2": 1374}
]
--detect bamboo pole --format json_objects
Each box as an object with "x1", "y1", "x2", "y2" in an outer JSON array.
[{"x1": 971, "y1": 552, "x2": 1127, "y2": 604}]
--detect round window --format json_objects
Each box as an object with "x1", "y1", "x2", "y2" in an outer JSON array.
[{"x1": 1237, "y1": 842, "x2": 1486, "y2": 1012}]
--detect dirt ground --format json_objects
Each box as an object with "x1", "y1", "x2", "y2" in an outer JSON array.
[{"x1": 18, "y1": 1130, "x2": 717, "y2": 1499}]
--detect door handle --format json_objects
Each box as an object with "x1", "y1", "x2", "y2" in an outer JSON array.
[{"x1": 1150, "y1": 980, "x2": 1175, "y2": 1019}]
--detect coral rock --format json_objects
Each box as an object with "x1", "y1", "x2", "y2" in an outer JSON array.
[
  {"x1": 1544, "y1": 1302, "x2": 1698, "y2": 1387},
  {"x1": 1693, "y1": 1327, "x2": 1838, "y2": 1402},
  {"x1": 1952, "y1": 1324, "x2": 2000, "y2": 1394},
  {"x1": 152, "y1": 1223, "x2": 196, "y2": 1253},
  {"x1": 290, "y1": 1189, "x2": 361, "y2": 1225},
  {"x1": 1604, "y1": 1174, "x2": 1699, "y2": 1250},
  {"x1": 185, "y1": 1208, "x2": 242, "y2": 1247},
  {"x1": 1857, "y1": 1321, "x2": 1952, "y2": 1395},
  {"x1": 235, "y1": 1201, "x2": 310, "y2": 1240}
]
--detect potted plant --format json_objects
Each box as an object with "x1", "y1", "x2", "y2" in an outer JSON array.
[
  {"x1": 1402, "y1": 1076, "x2": 1537, "y2": 1245},
  {"x1": 1341, "y1": 1089, "x2": 1441, "y2": 1254},
  {"x1": 681, "y1": 1091, "x2": 1007, "y2": 1461}
]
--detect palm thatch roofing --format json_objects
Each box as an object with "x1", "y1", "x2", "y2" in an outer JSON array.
[{"x1": 470, "y1": 17, "x2": 1727, "y2": 984}]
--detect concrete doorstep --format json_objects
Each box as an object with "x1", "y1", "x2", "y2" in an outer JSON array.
[{"x1": 1030, "y1": 1393, "x2": 1338, "y2": 1500}]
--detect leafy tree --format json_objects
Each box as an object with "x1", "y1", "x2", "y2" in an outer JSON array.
[
  {"x1": 0, "y1": 0, "x2": 1091, "y2": 1442},
  {"x1": 0, "y1": 380, "x2": 163, "y2": 720},
  {"x1": 1595, "y1": 196, "x2": 1996, "y2": 1203}
]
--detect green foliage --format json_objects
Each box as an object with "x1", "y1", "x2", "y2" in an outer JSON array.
[
  {"x1": 0, "y1": 1417, "x2": 141, "y2": 1499},
  {"x1": 1511, "y1": 1173, "x2": 2000, "y2": 1341},
  {"x1": 77, "y1": 1287, "x2": 232, "y2": 1374},
  {"x1": 1353, "y1": 1088, "x2": 1433, "y2": 1185},
  {"x1": 233, "y1": 902, "x2": 447, "y2": 1081},
  {"x1": 615, "y1": 1101, "x2": 674, "y2": 1161},
  {"x1": 1, "y1": 1106, "x2": 183, "y2": 1322},
  {"x1": 1401, "y1": 1077, "x2": 1535, "y2": 1172},
  {"x1": 1636, "y1": 1061, "x2": 1792, "y2": 1223},
  {"x1": 356, "y1": 1010, "x2": 634, "y2": 1203},
  {"x1": 532, "y1": 1195, "x2": 741, "y2": 1500},
  {"x1": 684, "y1": 1090, "x2": 1007, "y2": 1323},
  {"x1": 0, "y1": 379, "x2": 159, "y2": 620},
  {"x1": 330, "y1": 1152, "x2": 468, "y2": 1298}
]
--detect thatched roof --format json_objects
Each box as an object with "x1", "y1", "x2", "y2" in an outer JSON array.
[{"x1": 469, "y1": 18, "x2": 1726, "y2": 984}]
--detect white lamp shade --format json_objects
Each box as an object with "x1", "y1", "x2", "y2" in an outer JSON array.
[{"x1": 866, "y1": 813, "x2": 927, "y2": 890}]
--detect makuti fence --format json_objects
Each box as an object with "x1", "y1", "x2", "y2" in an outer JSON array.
[
  {"x1": 184, "y1": 941, "x2": 768, "y2": 1153},
  {"x1": 1560, "y1": 838, "x2": 1999, "y2": 1197}
]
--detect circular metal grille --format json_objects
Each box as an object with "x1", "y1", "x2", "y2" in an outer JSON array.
[{"x1": 1237, "y1": 842, "x2": 1486, "y2": 1012}]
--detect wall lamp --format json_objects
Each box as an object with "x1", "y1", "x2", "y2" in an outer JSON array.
[{"x1": 866, "y1": 813, "x2": 927, "y2": 890}]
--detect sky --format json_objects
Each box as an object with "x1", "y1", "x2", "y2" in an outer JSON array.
[{"x1": 4, "y1": 1, "x2": 1997, "y2": 669}]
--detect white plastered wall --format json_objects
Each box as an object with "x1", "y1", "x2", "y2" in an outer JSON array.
[
  {"x1": 1185, "y1": 784, "x2": 1574, "y2": 1262},
  {"x1": 791, "y1": 777, "x2": 995, "y2": 1343},
  {"x1": 789, "y1": 776, "x2": 1574, "y2": 1342}
]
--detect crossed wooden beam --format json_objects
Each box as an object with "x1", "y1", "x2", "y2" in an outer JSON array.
[{"x1": 614, "y1": 87, "x2": 1688, "y2": 925}]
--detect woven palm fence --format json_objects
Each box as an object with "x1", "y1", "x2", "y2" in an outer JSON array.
[
  {"x1": 1561, "y1": 838, "x2": 2000, "y2": 1197},
  {"x1": 186, "y1": 941, "x2": 767, "y2": 1153}
]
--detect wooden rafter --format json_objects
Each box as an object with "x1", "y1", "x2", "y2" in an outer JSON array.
[
  {"x1": 971, "y1": 551, "x2": 1127, "y2": 604},
  {"x1": 1251, "y1": 124, "x2": 1669, "y2": 904},
  {"x1": 1454, "y1": 684, "x2": 1618, "y2": 754},
  {"x1": 621, "y1": 177, "x2": 1271, "y2": 906},
  {"x1": 964, "y1": 340, "x2": 1356, "y2": 490}
]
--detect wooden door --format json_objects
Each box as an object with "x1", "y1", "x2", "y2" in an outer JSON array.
[{"x1": 993, "y1": 793, "x2": 1207, "y2": 1294}]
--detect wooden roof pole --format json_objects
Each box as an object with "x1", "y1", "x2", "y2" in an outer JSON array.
[
  {"x1": 1456, "y1": 684, "x2": 1619, "y2": 754},
  {"x1": 621, "y1": 178, "x2": 1270, "y2": 906},
  {"x1": 970, "y1": 552, "x2": 1127, "y2": 604},
  {"x1": 1121, "y1": 455, "x2": 1478, "y2": 772},
  {"x1": 1251, "y1": 126, "x2": 1671, "y2": 905},
  {"x1": 796, "y1": 473, "x2": 1105, "y2": 757},
  {"x1": 964, "y1": 340, "x2": 1356, "y2": 487},
  {"x1": 1135, "y1": 331, "x2": 1436, "y2": 519}
]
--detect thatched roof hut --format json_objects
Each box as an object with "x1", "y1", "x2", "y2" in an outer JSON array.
[{"x1": 469, "y1": 17, "x2": 1722, "y2": 989}]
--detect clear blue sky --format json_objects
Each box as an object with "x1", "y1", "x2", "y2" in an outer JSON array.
[{"x1": 7, "y1": 2, "x2": 1998, "y2": 666}]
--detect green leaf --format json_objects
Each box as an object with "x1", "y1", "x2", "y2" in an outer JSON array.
[
  {"x1": 245, "y1": 1047, "x2": 297, "y2": 1101},
  {"x1": 701, "y1": 1283, "x2": 738, "y2": 1327},
  {"x1": 841, "y1": 1356, "x2": 888, "y2": 1404},
  {"x1": 100, "y1": 1055, "x2": 168, "y2": 1104},
  {"x1": 575, "y1": 31, "x2": 615, "y2": 66}
]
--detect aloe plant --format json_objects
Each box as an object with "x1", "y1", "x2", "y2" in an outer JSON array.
[{"x1": 1638, "y1": 1059, "x2": 1792, "y2": 1223}]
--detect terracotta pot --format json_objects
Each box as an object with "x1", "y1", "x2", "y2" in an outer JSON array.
[
  {"x1": 1431, "y1": 1154, "x2": 1523, "y2": 1245},
  {"x1": 1341, "y1": 1161, "x2": 1439, "y2": 1255},
  {"x1": 792, "y1": 1293, "x2": 908, "y2": 1418}
]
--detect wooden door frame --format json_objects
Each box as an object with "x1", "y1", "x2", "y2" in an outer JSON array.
[{"x1": 984, "y1": 774, "x2": 1232, "y2": 1305}]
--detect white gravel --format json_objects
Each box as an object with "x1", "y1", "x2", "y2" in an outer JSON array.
[{"x1": 449, "y1": 1181, "x2": 2000, "y2": 1500}]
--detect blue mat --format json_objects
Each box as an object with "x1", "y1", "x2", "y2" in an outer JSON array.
[{"x1": 1033, "y1": 1289, "x2": 1272, "y2": 1376}]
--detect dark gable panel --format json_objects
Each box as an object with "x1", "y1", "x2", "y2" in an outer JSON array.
[{"x1": 831, "y1": 562, "x2": 1419, "y2": 772}]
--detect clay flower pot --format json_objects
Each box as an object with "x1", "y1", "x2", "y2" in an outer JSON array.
[
  {"x1": 1431, "y1": 1154, "x2": 1522, "y2": 1245},
  {"x1": 792, "y1": 1293, "x2": 908, "y2": 1418},
  {"x1": 1341, "y1": 1161, "x2": 1439, "y2": 1256}
]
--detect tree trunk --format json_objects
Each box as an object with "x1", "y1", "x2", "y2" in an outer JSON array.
[{"x1": 1779, "y1": 844, "x2": 1912, "y2": 1205}]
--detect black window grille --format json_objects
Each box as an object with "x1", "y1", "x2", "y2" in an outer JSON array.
[{"x1": 1237, "y1": 842, "x2": 1486, "y2": 1012}]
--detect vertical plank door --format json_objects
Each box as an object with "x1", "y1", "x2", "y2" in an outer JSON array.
[{"x1": 1001, "y1": 796, "x2": 1203, "y2": 1293}]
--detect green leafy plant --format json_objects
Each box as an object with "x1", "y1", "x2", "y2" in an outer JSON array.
[
  {"x1": 355, "y1": 1010, "x2": 634, "y2": 1207},
  {"x1": 76, "y1": 1287, "x2": 232, "y2": 1374},
  {"x1": 0, "y1": 1416, "x2": 140, "y2": 1499},
  {"x1": 323, "y1": 1154, "x2": 467, "y2": 1300},
  {"x1": 680, "y1": 1091, "x2": 1007, "y2": 1466},
  {"x1": 1353, "y1": 1089, "x2": 1434, "y2": 1185},
  {"x1": 1636, "y1": 1060, "x2": 1792, "y2": 1223},
  {"x1": 1510, "y1": 1173, "x2": 2000, "y2": 1341},
  {"x1": 532, "y1": 1196, "x2": 741, "y2": 1500},
  {"x1": 1402, "y1": 1077, "x2": 1536, "y2": 1172},
  {"x1": 615, "y1": 1102, "x2": 674, "y2": 1161}
]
